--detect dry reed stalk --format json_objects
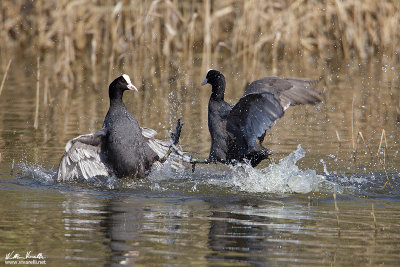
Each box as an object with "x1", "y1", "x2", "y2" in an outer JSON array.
[
  {"x1": 91, "y1": 37, "x2": 97, "y2": 85},
  {"x1": 355, "y1": 131, "x2": 374, "y2": 162},
  {"x1": 371, "y1": 203, "x2": 377, "y2": 232},
  {"x1": 0, "y1": 58, "x2": 12, "y2": 97},
  {"x1": 187, "y1": 13, "x2": 198, "y2": 68},
  {"x1": 43, "y1": 77, "x2": 48, "y2": 106},
  {"x1": 202, "y1": 0, "x2": 211, "y2": 70},
  {"x1": 356, "y1": 131, "x2": 366, "y2": 146},
  {"x1": 335, "y1": 130, "x2": 341, "y2": 142},
  {"x1": 351, "y1": 95, "x2": 355, "y2": 150},
  {"x1": 107, "y1": 2, "x2": 122, "y2": 83},
  {"x1": 34, "y1": 56, "x2": 40, "y2": 130},
  {"x1": 353, "y1": 131, "x2": 371, "y2": 159},
  {"x1": 377, "y1": 129, "x2": 391, "y2": 189},
  {"x1": 377, "y1": 129, "x2": 388, "y2": 155},
  {"x1": 333, "y1": 184, "x2": 340, "y2": 235}
]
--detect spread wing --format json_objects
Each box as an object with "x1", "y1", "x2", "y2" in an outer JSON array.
[
  {"x1": 141, "y1": 127, "x2": 173, "y2": 159},
  {"x1": 141, "y1": 125, "x2": 191, "y2": 170},
  {"x1": 227, "y1": 76, "x2": 322, "y2": 154},
  {"x1": 244, "y1": 77, "x2": 323, "y2": 110},
  {"x1": 57, "y1": 129, "x2": 110, "y2": 181},
  {"x1": 226, "y1": 93, "x2": 284, "y2": 156}
]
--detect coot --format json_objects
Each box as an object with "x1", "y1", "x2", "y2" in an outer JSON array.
[
  {"x1": 201, "y1": 69, "x2": 322, "y2": 167},
  {"x1": 57, "y1": 74, "x2": 184, "y2": 181}
]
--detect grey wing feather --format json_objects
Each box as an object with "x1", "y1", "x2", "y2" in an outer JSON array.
[
  {"x1": 57, "y1": 130, "x2": 110, "y2": 181},
  {"x1": 141, "y1": 127, "x2": 158, "y2": 139},
  {"x1": 141, "y1": 127, "x2": 171, "y2": 158},
  {"x1": 146, "y1": 137, "x2": 171, "y2": 158},
  {"x1": 147, "y1": 138, "x2": 183, "y2": 170},
  {"x1": 141, "y1": 127, "x2": 191, "y2": 170},
  {"x1": 279, "y1": 78, "x2": 322, "y2": 109},
  {"x1": 244, "y1": 77, "x2": 322, "y2": 110}
]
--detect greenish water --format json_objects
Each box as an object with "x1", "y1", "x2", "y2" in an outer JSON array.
[{"x1": 0, "y1": 52, "x2": 399, "y2": 265}]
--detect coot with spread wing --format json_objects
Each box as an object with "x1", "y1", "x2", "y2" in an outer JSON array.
[
  {"x1": 201, "y1": 69, "x2": 322, "y2": 167},
  {"x1": 57, "y1": 74, "x2": 183, "y2": 181}
]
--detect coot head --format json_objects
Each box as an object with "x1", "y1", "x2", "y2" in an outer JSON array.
[
  {"x1": 201, "y1": 69, "x2": 226, "y2": 100},
  {"x1": 201, "y1": 69, "x2": 224, "y2": 85},
  {"x1": 109, "y1": 74, "x2": 138, "y2": 99}
]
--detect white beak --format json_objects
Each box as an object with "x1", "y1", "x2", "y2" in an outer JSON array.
[{"x1": 127, "y1": 83, "x2": 138, "y2": 91}]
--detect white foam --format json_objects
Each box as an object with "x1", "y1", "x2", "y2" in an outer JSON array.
[
  {"x1": 228, "y1": 145, "x2": 329, "y2": 194},
  {"x1": 145, "y1": 144, "x2": 333, "y2": 194}
]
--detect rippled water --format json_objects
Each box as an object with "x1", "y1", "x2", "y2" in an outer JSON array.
[{"x1": 0, "y1": 53, "x2": 399, "y2": 265}]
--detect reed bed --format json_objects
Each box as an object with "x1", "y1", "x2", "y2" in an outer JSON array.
[{"x1": 1, "y1": 0, "x2": 399, "y2": 82}]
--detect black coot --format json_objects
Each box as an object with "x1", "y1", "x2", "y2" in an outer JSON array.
[
  {"x1": 201, "y1": 69, "x2": 323, "y2": 167},
  {"x1": 57, "y1": 74, "x2": 183, "y2": 181}
]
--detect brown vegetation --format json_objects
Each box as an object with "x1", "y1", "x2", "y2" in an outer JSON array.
[{"x1": 1, "y1": 0, "x2": 399, "y2": 81}]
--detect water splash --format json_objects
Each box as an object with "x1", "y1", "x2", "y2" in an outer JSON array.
[
  {"x1": 145, "y1": 145, "x2": 335, "y2": 195},
  {"x1": 228, "y1": 145, "x2": 331, "y2": 194},
  {"x1": 19, "y1": 163, "x2": 56, "y2": 185},
  {"x1": 320, "y1": 159, "x2": 330, "y2": 175},
  {"x1": 18, "y1": 163, "x2": 121, "y2": 189},
  {"x1": 16, "y1": 145, "x2": 339, "y2": 195}
]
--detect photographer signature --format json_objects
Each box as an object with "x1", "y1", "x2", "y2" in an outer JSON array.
[{"x1": 5, "y1": 251, "x2": 45, "y2": 260}]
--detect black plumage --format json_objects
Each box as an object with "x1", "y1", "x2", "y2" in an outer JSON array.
[
  {"x1": 201, "y1": 69, "x2": 322, "y2": 167},
  {"x1": 57, "y1": 74, "x2": 182, "y2": 181}
]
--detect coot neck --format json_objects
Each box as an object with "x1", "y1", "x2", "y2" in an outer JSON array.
[
  {"x1": 210, "y1": 77, "x2": 226, "y2": 102},
  {"x1": 109, "y1": 88, "x2": 126, "y2": 108}
]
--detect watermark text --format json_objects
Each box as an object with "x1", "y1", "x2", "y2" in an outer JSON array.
[{"x1": 5, "y1": 251, "x2": 46, "y2": 265}]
